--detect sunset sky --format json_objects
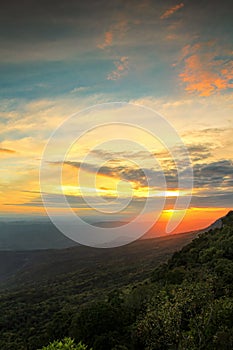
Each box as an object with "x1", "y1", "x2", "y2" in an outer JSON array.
[{"x1": 0, "y1": 0, "x2": 233, "y2": 237}]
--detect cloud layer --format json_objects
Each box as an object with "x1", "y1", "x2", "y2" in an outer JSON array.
[{"x1": 160, "y1": 3, "x2": 184, "y2": 20}]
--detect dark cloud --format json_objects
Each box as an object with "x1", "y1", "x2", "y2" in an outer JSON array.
[
  {"x1": 52, "y1": 160, "x2": 150, "y2": 187},
  {"x1": 5, "y1": 192, "x2": 119, "y2": 208},
  {"x1": 186, "y1": 144, "x2": 212, "y2": 161},
  {"x1": 193, "y1": 160, "x2": 233, "y2": 189},
  {"x1": 164, "y1": 193, "x2": 233, "y2": 208},
  {"x1": 9, "y1": 157, "x2": 233, "y2": 210},
  {"x1": 90, "y1": 149, "x2": 152, "y2": 160},
  {"x1": 8, "y1": 191, "x2": 233, "y2": 211},
  {"x1": 190, "y1": 193, "x2": 233, "y2": 208},
  {"x1": 49, "y1": 156, "x2": 233, "y2": 194},
  {"x1": 195, "y1": 160, "x2": 233, "y2": 176},
  {"x1": 49, "y1": 159, "x2": 173, "y2": 189},
  {"x1": 5, "y1": 192, "x2": 145, "y2": 221},
  {"x1": 162, "y1": 143, "x2": 213, "y2": 163},
  {"x1": 90, "y1": 143, "x2": 212, "y2": 163}
]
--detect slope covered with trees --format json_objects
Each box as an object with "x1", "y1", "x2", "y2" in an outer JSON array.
[{"x1": 0, "y1": 212, "x2": 233, "y2": 349}]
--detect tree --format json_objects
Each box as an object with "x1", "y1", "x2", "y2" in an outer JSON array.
[{"x1": 38, "y1": 337, "x2": 90, "y2": 350}]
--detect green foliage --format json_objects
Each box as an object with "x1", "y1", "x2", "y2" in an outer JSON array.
[{"x1": 38, "y1": 337, "x2": 89, "y2": 350}]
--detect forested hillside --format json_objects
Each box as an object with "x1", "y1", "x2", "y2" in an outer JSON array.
[{"x1": 0, "y1": 212, "x2": 233, "y2": 349}]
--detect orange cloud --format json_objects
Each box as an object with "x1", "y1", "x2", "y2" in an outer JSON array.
[
  {"x1": 0, "y1": 147, "x2": 16, "y2": 154},
  {"x1": 179, "y1": 44, "x2": 233, "y2": 96},
  {"x1": 98, "y1": 16, "x2": 129, "y2": 49},
  {"x1": 98, "y1": 31, "x2": 113, "y2": 49},
  {"x1": 107, "y1": 56, "x2": 129, "y2": 80},
  {"x1": 160, "y1": 3, "x2": 184, "y2": 20}
]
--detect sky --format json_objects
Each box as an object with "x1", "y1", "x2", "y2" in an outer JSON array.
[{"x1": 0, "y1": 0, "x2": 233, "y2": 241}]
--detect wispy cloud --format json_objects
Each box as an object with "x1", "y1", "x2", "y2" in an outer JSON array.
[
  {"x1": 160, "y1": 3, "x2": 184, "y2": 20},
  {"x1": 98, "y1": 14, "x2": 129, "y2": 49},
  {"x1": 107, "y1": 56, "x2": 129, "y2": 80},
  {"x1": 98, "y1": 31, "x2": 113, "y2": 49},
  {"x1": 0, "y1": 147, "x2": 16, "y2": 154},
  {"x1": 70, "y1": 86, "x2": 89, "y2": 94}
]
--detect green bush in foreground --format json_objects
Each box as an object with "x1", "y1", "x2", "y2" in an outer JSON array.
[{"x1": 38, "y1": 337, "x2": 90, "y2": 350}]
